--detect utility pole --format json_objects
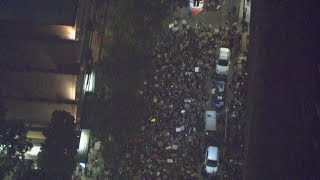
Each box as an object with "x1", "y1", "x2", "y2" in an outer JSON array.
[{"x1": 224, "y1": 106, "x2": 228, "y2": 143}]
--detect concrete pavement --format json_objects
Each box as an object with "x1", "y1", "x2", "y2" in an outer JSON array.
[{"x1": 177, "y1": 0, "x2": 242, "y2": 29}]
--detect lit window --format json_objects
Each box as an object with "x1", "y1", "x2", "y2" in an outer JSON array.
[{"x1": 84, "y1": 71, "x2": 95, "y2": 92}]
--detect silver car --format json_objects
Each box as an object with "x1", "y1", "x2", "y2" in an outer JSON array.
[{"x1": 204, "y1": 146, "x2": 219, "y2": 174}]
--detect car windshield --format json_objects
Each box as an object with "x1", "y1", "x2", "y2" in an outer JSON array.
[
  {"x1": 218, "y1": 59, "x2": 228, "y2": 66},
  {"x1": 207, "y1": 160, "x2": 217, "y2": 167}
]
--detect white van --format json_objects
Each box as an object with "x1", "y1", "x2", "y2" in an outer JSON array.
[{"x1": 205, "y1": 110, "x2": 217, "y2": 134}]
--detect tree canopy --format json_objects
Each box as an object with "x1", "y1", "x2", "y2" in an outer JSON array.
[
  {"x1": 38, "y1": 110, "x2": 78, "y2": 179},
  {"x1": 0, "y1": 99, "x2": 32, "y2": 179}
]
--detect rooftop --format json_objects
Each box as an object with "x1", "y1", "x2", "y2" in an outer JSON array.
[{"x1": 0, "y1": 0, "x2": 79, "y2": 25}]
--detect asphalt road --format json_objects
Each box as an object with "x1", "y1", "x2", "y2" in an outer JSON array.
[{"x1": 246, "y1": 0, "x2": 320, "y2": 178}]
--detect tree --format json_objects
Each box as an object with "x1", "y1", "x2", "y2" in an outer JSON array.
[
  {"x1": 0, "y1": 99, "x2": 32, "y2": 179},
  {"x1": 38, "y1": 110, "x2": 78, "y2": 179}
]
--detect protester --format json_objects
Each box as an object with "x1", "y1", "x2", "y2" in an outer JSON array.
[{"x1": 103, "y1": 19, "x2": 248, "y2": 179}]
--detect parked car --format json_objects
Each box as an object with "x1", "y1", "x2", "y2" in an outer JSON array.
[
  {"x1": 204, "y1": 146, "x2": 219, "y2": 174},
  {"x1": 216, "y1": 47, "x2": 231, "y2": 75},
  {"x1": 190, "y1": 0, "x2": 204, "y2": 15},
  {"x1": 211, "y1": 80, "x2": 225, "y2": 109},
  {"x1": 212, "y1": 94, "x2": 224, "y2": 109},
  {"x1": 204, "y1": 110, "x2": 217, "y2": 134}
]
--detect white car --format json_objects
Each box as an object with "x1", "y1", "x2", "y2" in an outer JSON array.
[
  {"x1": 190, "y1": 0, "x2": 204, "y2": 15},
  {"x1": 204, "y1": 146, "x2": 219, "y2": 174},
  {"x1": 216, "y1": 47, "x2": 231, "y2": 75}
]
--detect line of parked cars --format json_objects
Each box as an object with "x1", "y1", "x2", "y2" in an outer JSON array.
[{"x1": 203, "y1": 47, "x2": 231, "y2": 175}]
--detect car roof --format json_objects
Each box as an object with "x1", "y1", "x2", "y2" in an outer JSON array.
[
  {"x1": 205, "y1": 110, "x2": 216, "y2": 117},
  {"x1": 219, "y1": 48, "x2": 230, "y2": 60},
  {"x1": 207, "y1": 146, "x2": 218, "y2": 160},
  {"x1": 216, "y1": 80, "x2": 225, "y2": 85},
  {"x1": 219, "y1": 47, "x2": 230, "y2": 52}
]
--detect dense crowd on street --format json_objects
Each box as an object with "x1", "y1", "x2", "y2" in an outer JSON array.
[
  {"x1": 118, "y1": 21, "x2": 215, "y2": 178},
  {"x1": 219, "y1": 52, "x2": 248, "y2": 179},
  {"x1": 101, "y1": 18, "x2": 250, "y2": 179}
]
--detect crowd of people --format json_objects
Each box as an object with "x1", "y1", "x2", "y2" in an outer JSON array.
[
  {"x1": 218, "y1": 55, "x2": 248, "y2": 179},
  {"x1": 206, "y1": 0, "x2": 223, "y2": 10},
  {"x1": 117, "y1": 20, "x2": 219, "y2": 179},
  {"x1": 109, "y1": 17, "x2": 249, "y2": 179}
]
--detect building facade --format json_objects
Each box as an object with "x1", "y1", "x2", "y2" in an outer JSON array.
[{"x1": 0, "y1": 0, "x2": 96, "y2": 159}]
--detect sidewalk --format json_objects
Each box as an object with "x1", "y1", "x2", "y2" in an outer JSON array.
[
  {"x1": 238, "y1": 0, "x2": 251, "y2": 24},
  {"x1": 170, "y1": 5, "x2": 228, "y2": 30},
  {"x1": 74, "y1": 147, "x2": 105, "y2": 180}
]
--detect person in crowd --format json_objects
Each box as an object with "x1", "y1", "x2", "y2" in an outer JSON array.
[{"x1": 102, "y1": 19, "x2": 248, "y2": 179}]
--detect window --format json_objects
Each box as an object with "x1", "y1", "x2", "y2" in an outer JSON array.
[
  {"x1": 218, "y1": 59, "x2": 229, "y2": 66},
  {"x1": 84, "y1": 71, "x2": 96, "y2": 92},
  {"x1": 207, "y1": 160, "x2": 218, "y2": 167},
  {"x1": 194, "y1": 0, "x2": 200, "y2": 7}
]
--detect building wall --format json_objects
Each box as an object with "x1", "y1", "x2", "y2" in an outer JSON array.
[
  {"x1": 1, "y1": 71, "x2": 77, "y2": 101},
  {"x1": 0, "y1": 0, "x2": 91, "y2": 134},
  {"x1": 0, "y1": 38, "x2": 79, "y2": 67},
  {"x1": 0, "y1": 24, "x2": 78, "y2": 41},
  {"x1": 0, "y1": 0, "x2": 78, "y2": 25},
  {"x1": 5, "y1": 99, "x2": 77, "y2": 125}
]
